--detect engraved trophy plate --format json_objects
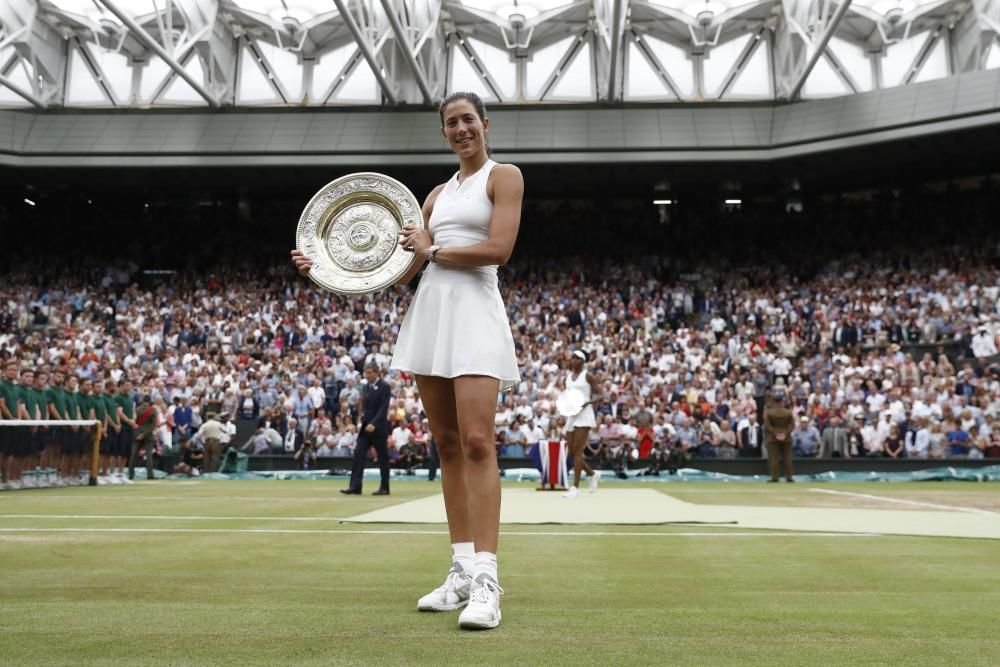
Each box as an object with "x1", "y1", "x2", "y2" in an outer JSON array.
[{"x1": 295, "y1": 172, "x2": 423, "y2": 295}]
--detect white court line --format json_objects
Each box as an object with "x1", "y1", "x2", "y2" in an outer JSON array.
[
  {"x1": 0, "y1": 495, "x2": 395, "y2": 502},
  {"x1": 0, "y1": 527, "x2": 880, "y2": 537},
  {"x1": 809, "y1": 488, "x2": 997, "y2": 515},
  {"x1": 0, "y1": 514, "x2": 350, "y2": 521}
]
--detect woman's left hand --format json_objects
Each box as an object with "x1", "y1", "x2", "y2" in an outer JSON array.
[{"x1": 400, "y1": 226, "x2": 433, "y2": 258}]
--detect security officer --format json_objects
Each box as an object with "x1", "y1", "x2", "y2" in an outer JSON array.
[{"x1": 764, "y1": 391, "x2": 795, "y2": 482}]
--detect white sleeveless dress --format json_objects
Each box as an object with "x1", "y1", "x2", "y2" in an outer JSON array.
[
  {"x1": 563, "y1": 369, "x2": 597, "y2": 432},
  {"x1": 390, "y1": 159, "x2": 520, "y2": 392}
]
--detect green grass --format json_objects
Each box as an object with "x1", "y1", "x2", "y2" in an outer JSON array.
[{"x1": 1, "y1": 481, "x2": 998, "y2": 666}]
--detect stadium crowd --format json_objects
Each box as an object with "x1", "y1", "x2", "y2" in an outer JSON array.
[{"x1": 2, "y1": 186, "x2": 1000, "y2": 489}]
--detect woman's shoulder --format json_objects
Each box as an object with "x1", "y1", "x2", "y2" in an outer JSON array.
[{"x1": 489, "y1": 161, "x2": 522, "y2": 177}]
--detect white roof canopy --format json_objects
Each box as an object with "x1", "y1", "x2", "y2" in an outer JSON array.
[{"x1": 0, "y1": 0, "x2": 996, "y2": 108}]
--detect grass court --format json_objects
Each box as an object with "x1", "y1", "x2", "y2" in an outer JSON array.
[{"x1": 1, "y1": 480, "x2": 998, "y2": 666}]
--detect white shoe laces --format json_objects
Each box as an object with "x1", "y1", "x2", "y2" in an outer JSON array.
[
  {"x1": 470, "y1": 580, "x2": 504, "y2": 605},
  {"x1": 442, "y1": 570, "x2": 465, "y2": 593}
]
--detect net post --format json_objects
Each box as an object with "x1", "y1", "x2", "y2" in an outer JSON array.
[{"x1": 89, "y1": 422, "x2": 102, "y2": 486}]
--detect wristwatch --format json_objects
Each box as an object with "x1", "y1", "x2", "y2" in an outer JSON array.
[{"x1": 426, "y1": 245, "x2": 441, "y2": 263}]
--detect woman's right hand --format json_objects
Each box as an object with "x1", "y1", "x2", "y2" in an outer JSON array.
[{"x1": 290, "y1": 249, "x2": 312, "y2": 277}]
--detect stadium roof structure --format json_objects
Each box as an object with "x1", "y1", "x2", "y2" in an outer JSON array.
[{"x1": 0, "y1": 0, "x2": 998, "y2": 109}]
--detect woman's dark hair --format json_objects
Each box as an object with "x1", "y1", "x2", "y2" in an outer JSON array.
[{"x1": 438, "y1": 91, "x2": 492, "y2": 157}]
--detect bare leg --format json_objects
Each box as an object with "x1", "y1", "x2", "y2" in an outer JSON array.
[
  {"x1": 571, "y1": 428, "x2": 594, "y2": 487},
  {"x1": 454, "y1": 376, "x2": 502, "y2": 554},
  {"x1": 415, "y1": 375, "x2": 472, "y2": 545}
]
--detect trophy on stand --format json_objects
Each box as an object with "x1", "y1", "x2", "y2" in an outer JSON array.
[{"x1": 295, "y1": 172, "x2": 424, "y2": 295}]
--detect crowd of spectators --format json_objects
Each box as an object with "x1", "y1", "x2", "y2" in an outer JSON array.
[{"x1": 2, "y1": 184, "x2": 1000, "y2": 479}]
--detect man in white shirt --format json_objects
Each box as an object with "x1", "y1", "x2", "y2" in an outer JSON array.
[
  {"x1": 865, "y1": 391, "x2": 887, "y2": 414},
  {"x1": 860, "y1": 420, "x2": 882, "y2": 456},
  {"x1": 391, "y1": 423, "x2": 413, "y2": 449},
  {"x1": 514, "y1": 396, "x2": 535, "y2": 422},
  {"x1": 219, "y1": 414, "x2": 236, "y2": 448},
  {"x1": 710, "y1": 316, "x2": 727, "y2": 342},
  {"x1": 971, "y1": 326, "x2": 998, "y2": 358},
  {"x1": 771, "y1": 355, "x2": 792, "y2": 384},
  {"x1": 906, "y1": 419, "x2": 930, "y2": 458},
  {"x1": 307, "y1": 378, "x2": 326, "y2": 412},
  {"x1": 734, "y1": 374, "x2": 754, "y2": 401},
  {"x1": 525, "y1": 418, "x2": 545, "y2": 447}
]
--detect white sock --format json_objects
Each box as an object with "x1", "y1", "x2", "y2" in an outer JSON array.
[
  {"x1": 473, "y1": 551, "x2": 498, "y2": 584},
  {"x1": 452, "y1": 542, "x2": 475, "y2": 574}
]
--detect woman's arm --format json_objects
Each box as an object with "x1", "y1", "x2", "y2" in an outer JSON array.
[{"x1": 585, "y1": 372, "x2": 603, "y2": 406}]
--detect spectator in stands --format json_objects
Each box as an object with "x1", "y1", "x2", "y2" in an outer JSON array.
[
  {"x1": 238, "y1": 389, "x2": 258, "y2": 420},
  {"x1": 820, "y1": 416, "x2": 849, "y2": 458},
  {"x1": 396, "y1": 441, "x2": 424, "y2": 474},
  {"x1": 717, "y1": 420, "x2": 737, "y2": 459},
  {"x1": 792, "y1": 416, "x2": 821, "y2": 458},
  {"x1": 283, "y1": 417, "x2": 305, "y2": 454},
  {"x1": 696, "y1": 418, "x2": 719, "y2": 458},
  {"x1": 391, "y1": 420, "x2": 413, "y2": 452},
  {"x1": 883, "y1": 425, "x2": 905, "y2": 459},
  {"x1": 173, "y1": 397, "x2": 193, "y2": 444},
  {"x1": 315, "y1": 427, "x2": 337, "y2": 457},
  {"x1": 945, "y1": 420, "x2": 970, "y2": 457},
  {"x1": 972, "y1": 326, "x2": 998, "y2": 358},
  {"x1": 242, "y1": 426, "x2": 282, "y2": 455},
  {"x1": 736, "y1": 412, "x2": 763, "y2": 458},
  {"x1": 293, "y1": 439, "x2": 316, "y2": 470},
  {"x1": 334, "y1": 425, "x2": 357, "y2": 457},
  {"x1": 293, "y1": 386, "x2": 313, "y2": 438}
]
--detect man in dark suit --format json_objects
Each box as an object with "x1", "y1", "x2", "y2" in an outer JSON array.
[
  {"x1": 737, "y1": 412, "x2": 763, "y2": 458},
  {"x1": 282, "y1": 417, "x2": 305, "y2": 455},
  {"x1": 342, "y1": 363, "x2": 391, "y2": 495}
]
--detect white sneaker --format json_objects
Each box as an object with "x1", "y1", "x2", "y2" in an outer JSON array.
[
  {"x1": 22, "y1": 477, "x2": 36, "y2": 489},
  {"x1": 562, "y1": 485, "x2": 579, "y2": 498},
  {"x1": 458, "y1": 574, "x2": 504, "y2": 630},
  {"x1": 417, "y1": 563, "x2": 472, "y2": 612},
  {"x1": 8, "y1": 480, "x2": 23, "y2": 490},
  {"x1": 588, "y1": 470, "x2": 602, "y2": 494},
  {"x1": 97, "y1": 476, "x2": 109, "y2": 486}
]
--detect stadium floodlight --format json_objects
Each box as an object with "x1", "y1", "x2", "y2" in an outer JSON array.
[
  {"x1": 653, "y1": 199, "x2": 674, "y2": 205},
  {"x1": 724, "y1": 198, "x2": 742, "y2": 204},
  {"x1": 24, "y1": 198, "x2": 36, "y2": 206}
]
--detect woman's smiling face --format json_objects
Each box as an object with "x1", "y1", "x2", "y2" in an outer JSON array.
[{"x1": 441, "y1": 98, "x2": 488, "y2": 158}]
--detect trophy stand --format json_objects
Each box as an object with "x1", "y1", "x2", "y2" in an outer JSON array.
[{"x1": 536, "y1": 440, "x2": 568, "y2": 491}]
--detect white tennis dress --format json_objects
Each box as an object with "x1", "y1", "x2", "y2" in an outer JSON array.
[
  {"x1": 390, "y1": 159, "x2": 520, "y2": 392},
  {"x1": 563, "y1": 369, "x2": 597, "y2": 432}
]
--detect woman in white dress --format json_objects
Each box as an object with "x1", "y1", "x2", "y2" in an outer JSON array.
[
  {"x1": 291, "y1": 91, "x2": 522, "y2": 630},
  {"x1": 561, "y1": 350, "x2": 602, "y2": 498}
]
